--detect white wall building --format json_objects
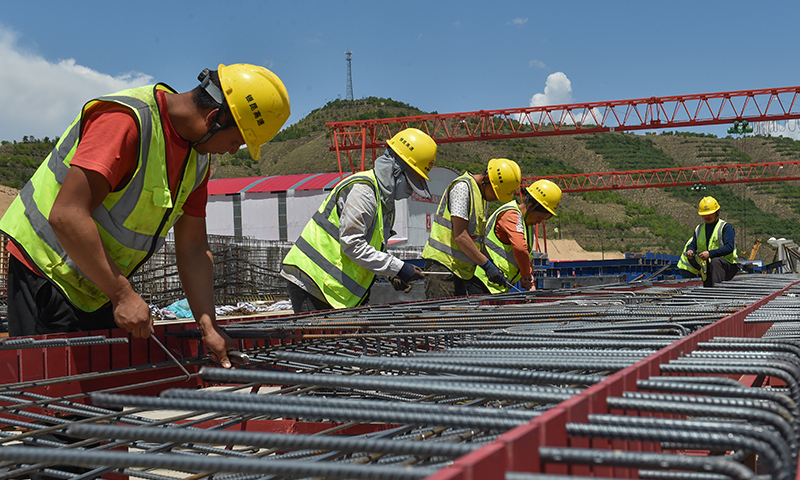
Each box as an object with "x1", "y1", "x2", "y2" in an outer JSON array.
[{"x1": 206, "y1": 166, "x2": 459, "y2": 247}]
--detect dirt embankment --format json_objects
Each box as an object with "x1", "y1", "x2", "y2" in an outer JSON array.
[{"x1": 0, "y1": 185, "x2": 18, "y2": 218}]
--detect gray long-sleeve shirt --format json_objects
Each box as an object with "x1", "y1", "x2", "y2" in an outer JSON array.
[{"x1": 281, "y1": 182, "x2": 404, "y2": 299}]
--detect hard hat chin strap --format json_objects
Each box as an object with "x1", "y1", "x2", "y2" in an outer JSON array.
[
  {"x1": 192, "y1": 108, "x2": 226, "y2": 148},
  {"x1": 199, "y1": 68, "x2": 225, "y2": 104},
  {"x1": 193, "y1": 68, "x2": 227, "y2": 147}
]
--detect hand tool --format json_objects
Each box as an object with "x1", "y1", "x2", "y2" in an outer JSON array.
[
  {"x1": 150, "y1": 334, "x2": 192, "y2": 379},
  {"x1": 504, "y1": 279, "x2": 524, "y2": 292},
  {"x1": 227, "y1": 350, "x2": 251, "y2": 365}
]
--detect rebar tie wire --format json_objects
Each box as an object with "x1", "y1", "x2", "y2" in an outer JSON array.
[{"x1": 538, "y1": 447, "x2": 756, "y2": 480}]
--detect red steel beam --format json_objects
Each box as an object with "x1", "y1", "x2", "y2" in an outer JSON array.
[
  {"x1": 327, "y1": 86, "x2": 800, "y2": 164},
  {"x1": 522, "y1": 159, "x2": 800, "y2": 192}
]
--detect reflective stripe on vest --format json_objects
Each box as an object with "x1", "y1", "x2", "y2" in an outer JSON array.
[
  {"x1": 282, "y1": 171, "x2": 384, "y2": 309},
  {"x1": 475, "y1": 201, "x2": 526, "y2": 293},
  {"x1": 677, "y1": 237, "x2": 699, "y2": 274},
  {"x1": 422, "y1": 173, "x2": 486, "y2": 279},
  {"x1": 0, "y1": 84, "x2": 209, "y2": 311},
  {"x1": 696, "y1": 219, "x2": 738, "y2": 265}
]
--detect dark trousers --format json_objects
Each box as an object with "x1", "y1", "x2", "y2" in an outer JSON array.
[
  {"x1": 6, "y1": 255, "x2": 117, "y2": 336},
  {"x1": 287, "y1": 282, "x2": 333, "y2": 313},
  {"x1": 688, "y1": 256, "x2": 738, "y2": 287},
  {"x1": 423, "y1": 259, "x2": 490, "y2": 300},
  {"x1": 677, "y1": 268, "x2": 698, "y2": 279}
]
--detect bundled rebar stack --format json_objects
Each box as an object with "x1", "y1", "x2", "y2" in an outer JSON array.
[{"x1": 0, "y1": 274, "x2": 799, "y2": 479}]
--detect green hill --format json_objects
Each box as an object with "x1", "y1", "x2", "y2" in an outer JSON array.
[{"x1": 5, "y1": 98, "x2": 800, "y2": 263}]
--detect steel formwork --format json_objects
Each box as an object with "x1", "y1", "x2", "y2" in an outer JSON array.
[{"x1": 1, "y1": 274, "x2": 800, "y2": 480}]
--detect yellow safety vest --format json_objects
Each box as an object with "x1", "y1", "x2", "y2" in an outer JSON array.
[
  {"x1": 422, "y1": 173, "x2": 486, "y2": 279},
  {"x1": 282, "y1": 171, "x2": 385, "y2": 309},
  {"x1": 475, "y1": 201, "x2": 528, "y2": 293},
  {"x1": 0, "y1": 85, "x2": 208, "y2": 311},
  {"x1": 677, "y1": 237, "x2": 699, "y2": 275},
  {"x1": 695, "y1": 219, "x2": 738, "y2": 265}
]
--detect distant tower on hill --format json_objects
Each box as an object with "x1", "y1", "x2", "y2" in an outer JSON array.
[{"x1": 345, "y1": 51, "x2": 354, "y2": 101}]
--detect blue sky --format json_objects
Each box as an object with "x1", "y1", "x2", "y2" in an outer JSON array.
[{"x1": 2, "y1": 0, "x2": 800, "y2": 144}]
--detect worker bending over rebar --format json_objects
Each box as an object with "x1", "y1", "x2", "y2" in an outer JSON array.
[{"x1": 281, "y1": 128, "x2": 436, "y2": 312}]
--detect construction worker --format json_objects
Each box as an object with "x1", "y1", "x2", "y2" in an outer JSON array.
[
  {"x1": 684, "y1": 196, "x2": 738, "y2": 287},
  {"x1": 0, "y1": 64, "x2": 290, "y2": 368},
  {"x1": 676, "y1": 236, "x2": 700, "y2": 279},
  {"x1": 422, "y1": 158, "x2": 522, "y2": 299},
  {"x1": 281, "y1": 128, "x2": 435, "y2": 312},
  {"x1": 475, "y1": 179, "x2": 562, "y2": 293}
]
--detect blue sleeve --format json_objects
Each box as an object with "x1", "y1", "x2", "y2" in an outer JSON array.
[{"x1": 709, "y1": 223, "x2": 735, "y2": 258}]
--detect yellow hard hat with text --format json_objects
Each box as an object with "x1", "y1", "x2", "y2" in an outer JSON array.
[
  {"x1": 526, "y1": 179, "x2": 562, "y2": 216},
  {"x1": 219, "y1": 63, "x2": 291, "y2": 160},
  {"x1": 387, "y1": 128, "x2": 437, "y2": 180}
]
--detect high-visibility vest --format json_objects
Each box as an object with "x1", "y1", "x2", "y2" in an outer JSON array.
[
  {"x1": 696, "y1": 219, "x2": 738, "y2": 265},
  {"x1": 0, "y1": 85, "x2": 209, "y2": 311},
  {"x1": 475, "y1": 201, "x2": 528, "y2": 293},
  {"x1": 677, "y1": 237, "x2": 699, "y2": 275},
  {"x1": 422, "y1": 173, "x2": 486, "y2": 279},
  {"x1": 282, "y1": 171, "x2": 385, "y2": 309}
]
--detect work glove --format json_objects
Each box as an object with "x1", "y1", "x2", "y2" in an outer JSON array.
[
  {"x1": 398, "y1": 262, "x2": 425, "y2": 283},
  {"x1": 480, "y1": 259, "x2": 508, "y2": 286},
  {"x1": 390, "y1": 276, "x2": 413, "y2": 293}
]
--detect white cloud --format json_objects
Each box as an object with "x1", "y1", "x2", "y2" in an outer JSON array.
[
  {"x1": 510, "y1": 18, "x2": 528, "y2": 26},
  {"x1": 529, "y1": 72, "x2": 573, "y2": 107},
  {"x1": 518, "y1": 72, "x2": 600, "y2": 126},
  {"x1": 529, "y1": 59, "x2": 546, "y2": 69},
  {"x1": 0, "y1": 26, "x2": 152, "y2": 143}
]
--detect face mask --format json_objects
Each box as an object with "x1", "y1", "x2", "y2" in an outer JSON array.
[{"x1": 394, "y1": 172, "x2": 415, "y2": 200}]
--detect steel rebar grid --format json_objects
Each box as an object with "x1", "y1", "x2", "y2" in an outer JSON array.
[{"x1": 2, "y1": 274, "x2": 800, "y2": 480}]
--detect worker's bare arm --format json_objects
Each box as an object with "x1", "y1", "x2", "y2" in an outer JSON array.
[
  {"x1": 49, "y1": 166, "x2": 152, "y2": 338},
  {"x1": 452, "y1": 215, "x2": 488, "y2": 266},
  {"x1": 174, "y1": 214, "x2": 237, "y2": 368}
]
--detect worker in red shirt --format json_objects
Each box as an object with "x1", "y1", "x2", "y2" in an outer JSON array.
[
  {"x1": 0, "y1": 64, "x2": 290, "y2": 368},
  {"x1": 475, "y1": 180, "x2": 562, "y2": 293}
]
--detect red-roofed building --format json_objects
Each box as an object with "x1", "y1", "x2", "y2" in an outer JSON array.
[{"x1": 206, "y1": 167, "x2": 458, "y2": 247}]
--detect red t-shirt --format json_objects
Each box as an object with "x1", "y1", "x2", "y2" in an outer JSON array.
[
  {"x1": 494, "y1": 209, "x2": 532, "y2": 278},
  {"x1": 9, "y1": 89, "x2": 209, "y2": 272}
]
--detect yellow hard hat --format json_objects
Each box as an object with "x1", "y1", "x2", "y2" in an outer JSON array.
[
  {"x1": 698, "y1": 196, "x2": 720, "y2": 215},
  {"x1": 526, "y1": 179, "x2": 562, "y2": 216},
  {"x1": 386, "y1": 128, "x2": 437, "y2": 180},
  {"x1": 487, "y1": 158, "x2": 521, "y2": 203},
  {"x1": 218, "y1": 63, "x2": 291, "y2": 160}
]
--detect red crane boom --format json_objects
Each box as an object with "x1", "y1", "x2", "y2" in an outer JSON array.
[
  {"x1": 327, "y1": 85, "x2": 800, "y2": 175},
  {"x1": 527, "y1": 160, "x2": 800, "y2": 192}
]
